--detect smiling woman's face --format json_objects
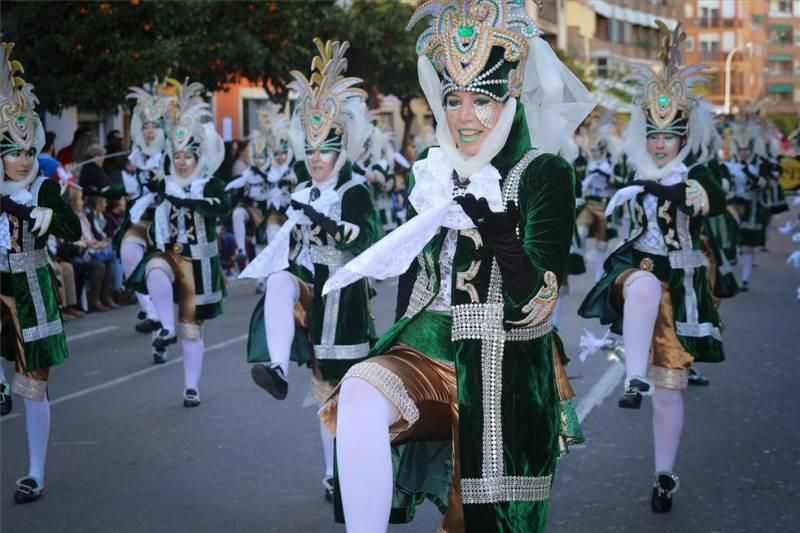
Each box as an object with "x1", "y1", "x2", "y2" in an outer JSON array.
[
  {"x1": 445, "y1": 91, "x2": 503, "y2": 157},
  {"x1": 646, "y1": 133, "x2": 684, "y2": 168}
]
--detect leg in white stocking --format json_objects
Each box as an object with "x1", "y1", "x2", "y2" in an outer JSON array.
[
  {"x1": 622, "y1": 273, "x2": 661, "y2": 381},
  {"x1": 120, "y1": 241, "x2": 145, "y2": 279},
  {"x1": 232, "y1": 207, "x2": 249, "y2": 253},
  {"x1": 24, "y1": 397, "x2": 50, "y2": 483},
  {"x1": 182, "y1": 336, "x2": 205, "y2": 392},
  {"x1": 741, "y1": 248, "x2": 754, "y2": 284},
  {"x1": 263, "y1": 271, "x2": 299, "y2": 376},
  {"x1": 146, "y1": 268, "x2": 176, "y2": 333},
  {"x1": 652, "y1": 387, "x2": 684, "y2": 473},
  {"x1": 320, "y1": 418, "x2": 335, "y2": 479},
  {"x1": 337, "y1": 378, "x2": 398, "y2": 533}
]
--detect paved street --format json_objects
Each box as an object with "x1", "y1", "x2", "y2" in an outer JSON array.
[{"x1": 2, "y1": 210, "x2": 798, "y2": 533}]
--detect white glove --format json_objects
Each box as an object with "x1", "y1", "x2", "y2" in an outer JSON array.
[{"x1": 30, "y1": 207, "x2": 54, "y2": 238}]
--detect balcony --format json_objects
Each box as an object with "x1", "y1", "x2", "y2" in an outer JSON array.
[{"x1": 689, "y1": 16, "x2": 738, "y2": 29}]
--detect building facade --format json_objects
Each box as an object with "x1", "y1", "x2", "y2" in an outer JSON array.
[{"x1": 763, "y1": 0, "x2": 800, "y2": 113}]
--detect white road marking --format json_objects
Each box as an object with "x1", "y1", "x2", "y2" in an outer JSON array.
[
  {"x1": 1, "y1": 335, "x2": 247, "y2": 424},
  {"x1": 576, "y1": 360, "x2": 625, "y2": 423},
  {"x1": 66, "y1": 326, "x2": 119, "y2": 343}
]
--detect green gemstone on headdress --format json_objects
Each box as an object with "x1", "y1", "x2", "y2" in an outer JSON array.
[
  {"x1": 176, "y1": 128, "x2": 186, "y2": 139},
  {"x1": 16, "y1": 115, "x2": 26, "y2": 127},
  {"x1": 311, "y1": 114, "x2": 322, "y2": 123},
  {"x1": 658, "y1": 95, "x2": 670, "y2": 106},
  {"x1": 458, "y1": 25, "x2": 474, "y2": 38}
]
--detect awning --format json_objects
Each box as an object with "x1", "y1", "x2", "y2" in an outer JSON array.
[
  {"x1": 769, "y1": 54, "x2": 792, "y2": 62},
  {"x1": 768, "y1": 83, "x2": 793, "y2": 94},
  {"x1": 769, "y1": 25, "x2": 792, "y2": 32},
  {"x1": 590, "y1": 0, "x2": 677, "y2": 29}
]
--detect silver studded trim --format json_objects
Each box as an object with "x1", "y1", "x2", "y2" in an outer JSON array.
[
  {"x1": 341, "y1": 361, "x2": 420, "y2": 431},
  {"x1": 192, "y1": 211, "x2": 222, "y2": 305},
  {"x1": 461, "y1": 474, "x2": 552, "y2": 504},
  {"x1": 451, "y1": 303, "x2": 504, "y2": 341},
  {"x1": 310, "y1": 245, "x2": 353, "y2": 267},
  {"x1": 647, "y1": 365, "x2": 689, "y2": 390},
  {"x1": 502, "y1": 149, "x2": 541, "y2": 205},
  {"x1": 178, "y1": 322, "x2": 202, "y2": 340},
  {"x1": 668, "y1": 250, "x2": 706, "y2": 270},
  {"x1": 404, "y1": 252, "x2": 437, "y2": 318},
  {"x1": 8, "y1": 248, "x2": 63, "y2": 343},
  {"x1": 12, "y1": 374, "x2": 48, "y2": 401},
  {"x1": 675, "y1": 321, "x2": 722, "y2": 340},
  {"x1": 314, "y1": 342, "x2": 371, "y2": 360},
  {"x1": 505, "y1": 320, "x2": 553, "y2": 341}
]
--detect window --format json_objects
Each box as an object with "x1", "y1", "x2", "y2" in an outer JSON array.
[
  {"x1": 769, "y1": 25, "x2": 793, "y2": 44},
  {"x1": 685, "y1": 36, "x2": 694, "y2": 52},
  {"x1": 770, "y1": 0, "x2": 792, "y2": 15},
  {"x1": 596, "y1": 57, "x2": 608, "y2": 78}
]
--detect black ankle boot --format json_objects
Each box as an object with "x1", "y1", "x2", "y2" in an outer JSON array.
[
  {"x1": 651, "y1": 472, "x2": 679, "y2": 513},
  {"x1": 618, "y1": 377, "x2": 652, "y2": 409},
  {"x1": 0, "y1": 381, "x2": 12, "y2": 416},
  {"x1": 687, "y1": 367, "x2": 710, "y2": 386}
]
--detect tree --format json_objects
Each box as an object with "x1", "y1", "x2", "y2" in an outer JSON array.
[
  {"x1": 0, "y1": 1, "x2": 334, "y2": 113},
  {"x1": 319, "y1": 0, "x2": 421, "y2": 150}
]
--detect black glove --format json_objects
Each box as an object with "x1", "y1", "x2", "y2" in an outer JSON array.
[
  {"x1": 144, "y1": 174, "x2": 159, "y2": 193},
  {"x1": 454, "y1": 194, "x2": 536, "y2": 301},
  {"x1": 278, "y1": 177, "x2": 293, "y2": 189},
  {"x1": 250, "y1": 166, "x2": 268, "y2": 180},
  {"x1": 166, "y1": 195, "x2": 204, "y2": 209},
  {"x1": 0, "y1": 196, "x2": 33, "y2": 219},
  {"x1": 290, "y1": 199, "x2": 339, "y2": 238},
  {"x1": 630, "y1": 180, "x2": 686, "y2": 204}
]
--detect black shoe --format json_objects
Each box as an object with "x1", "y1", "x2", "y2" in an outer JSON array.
[
  {"x1": 741, "y1": 281, "x2": 749, "y2": 292},
  {"x1": 687, "y1": 367, "x2": 709, "y2": 386},
  {"x1": 137, "y1": 310, "x2": 147, "y2": 321},
  {"x1": 14, "y1": 477, "x2": 44, "y2": 504},
  {"x1": 618, "y1": 377, "x2": 652, "y2": 409},
  {"x1": 152, "y1": 349, "x2": 167, "y2": 365},
  {"x1": 251, "y1": 364, "x2": 288, "y2": 400},
  {"x1": 651, "y1": 472, "x2": 679, "y2": 513},
  {"x1": 135, "y1": 318, "x2": 162, "y2": 334},
  {"x1": 183, "y1": 389, "x2": 200, "y2": 408},
  {"x1": 0, "y1": 381, "x2": 12, "y2": 417},
  {"x1": 152, "y1": 328, "x2": 177, "y2": 351},
  {"x1": 323, "y1": 477, "x2": 334, "y2": 503}
]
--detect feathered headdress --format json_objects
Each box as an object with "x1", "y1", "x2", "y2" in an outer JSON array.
[
  {"x1": 164, "y1": 78, "x2": 223, "y2": 184},
  {"x1": 627, "y1": 22, "x2": 706, "y2": 136},
  {"x1": 0, "y1": 42, "x2": 45, "y2": 193},
  {"x1": 288, "y1": 39, "x2": 367, "y2": 156},
  {"x1": 127, "y1": 78, "x2": 173, "y2": 156}
]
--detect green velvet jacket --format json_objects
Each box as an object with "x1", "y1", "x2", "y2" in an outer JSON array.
[
  {"x1": 351, "y1": 104, "x2": 582, "y2": 532},
  {"x1": 1, "y1": 177, "x2": 81, "y2": 371},
  {"x1": 247, "y1": 162, "x2": 380, "y2": 382},
  {"x1": 579, "y1": 163, "x2": 727, "y2": 363},
  {"x1": 126, "y1": 177, "x2": 230, "y2": 321},
  {"x1": 702, "y1": 158, "x2": 739, "y2": 298}
]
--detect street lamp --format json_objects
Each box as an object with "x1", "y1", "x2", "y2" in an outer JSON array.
[{"x1": 724, "y1": 42, "x2": 753, "y2": 115}]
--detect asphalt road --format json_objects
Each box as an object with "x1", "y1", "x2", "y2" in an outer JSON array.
[{"x1": 1, "y1": 210, "x2": 797, "y2": 533}]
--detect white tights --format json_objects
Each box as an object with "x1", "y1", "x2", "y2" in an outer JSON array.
[
  {"x1": 337, "y1": 378, "x2": 397, "y2": 533},
  {"x1": 622, "y1": 273, "x2": 661, "y2": 380},
  {"x1": 652, "y1": 387, "x2": 683, "y2": 473},
  {"x1": 232, "y1": 207, "x2": 249, "y2": 253},
  {"x1": 121, "y1": 241, "x2": 157, "y2": 320},
  {"x1": 262, "y1": 271, "x2": 298, "y2": 376},
  {"x1": 146, "y1": 268, "x2": 176, "y2": 333},
  {"x1": 741, "y1": 247, "x2": 754, "y2": 283},
  {"x1": 182, "y1": 337, "x2": 204, "y2": 391},
  {"x1": 1, "y1": 364, "x2": 52, "y2": 484}
]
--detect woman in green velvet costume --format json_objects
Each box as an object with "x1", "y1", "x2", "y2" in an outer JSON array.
[
  {"x1": 317, "y1": 2, "x2": 594, "y2": 531},
  {"x1": 578, "y1": 23, "x2": 725, "y2": 514},
  {"x1": 0, "y1": 42, "x2": 82, "y2": 503},
  {"x1": 239, "y1": 38, "x2": 378, "y2": 500},
  {"x1": 126, "y1": 78, "x2": 230, "y2": 406}
]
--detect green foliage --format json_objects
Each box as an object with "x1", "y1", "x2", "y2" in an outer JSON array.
[
  {"x1": 0, "y1": 0, "x2": 338, "y2": 113},
  {"x1": 767, "y1": 113, "x2": 799, "y2": 137}
]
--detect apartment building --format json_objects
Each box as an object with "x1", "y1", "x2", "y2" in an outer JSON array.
[
  {"x1": 564, "y1": 0, "x2": 681, "y2": 78},
  {"x1": 764, "y1": 0, "x2": 800, "y2": 113}
]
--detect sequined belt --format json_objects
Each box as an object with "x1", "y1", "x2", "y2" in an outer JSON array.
[
  {"x1": 310, "y1": 245, "x2": 353, "y2": 267},
  {"x1": 0, "y1": 248, "x2": 48, "y2": 273},
  {"x1": 451, "y1": 303, "x2": 552, "y2": 343}
]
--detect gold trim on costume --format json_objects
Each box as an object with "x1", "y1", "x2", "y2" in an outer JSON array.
[
  {"x1": 12, "y1": 374, "x2": 47, "y2": 401},
  {"x1": 648, "y1": 365, "x2": 689, "y2": 390}
]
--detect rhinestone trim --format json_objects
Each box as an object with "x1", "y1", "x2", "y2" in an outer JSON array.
[
  {"x1": 314, "y1": 342, "x2": 371, "y2": 361},
  {"x1": 310, "y1": 245, "x2": 354, "y2": 267},
  {"x1": 342, "y1": 361, "x2": 420, "y2": 428},
  {"x1": 647, "y1": 365, "x2": 689, "y2": 390},
  {"x1": 461, "y1": 474, "x2": 552, "y2": 504},
  {"x1": 12, "y1": 374, "x2": 48, "y2": 401}
]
